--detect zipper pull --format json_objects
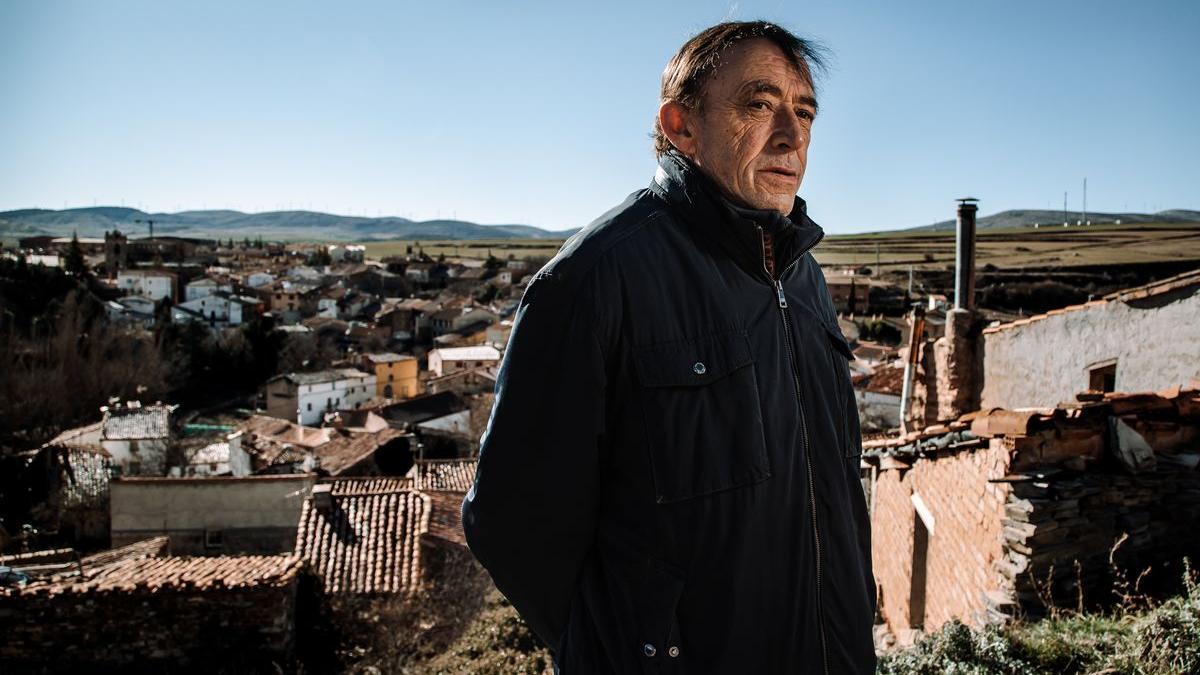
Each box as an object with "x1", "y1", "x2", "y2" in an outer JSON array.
[{"x1": 776, "y1": 279, "x2": 788, "y2": 308}]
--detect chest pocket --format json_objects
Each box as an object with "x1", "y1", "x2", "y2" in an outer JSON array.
[{"x1": 633, "y1": 330, "x2": 771, "y2": 504}]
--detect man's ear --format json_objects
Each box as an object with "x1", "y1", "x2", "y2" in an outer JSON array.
[{"x1": 658, "y1": 100, "x2": 697, "y2": 157}]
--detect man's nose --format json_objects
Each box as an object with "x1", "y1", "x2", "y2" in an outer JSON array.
[{"x1": 771, "y1": 108, "x2": 807, "y2": 151}]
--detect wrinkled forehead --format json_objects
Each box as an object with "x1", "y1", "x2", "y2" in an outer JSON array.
[{"x1": 703, "y1": 39, "x2": 815, "y2": 101}]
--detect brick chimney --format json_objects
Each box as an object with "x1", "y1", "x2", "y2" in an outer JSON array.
[
  {"x1": 941, "y1": 198, "x2": 982, "y2": 419},
  {"x1": 312, "y1": 483, "x2": 333, "y2": 513}
]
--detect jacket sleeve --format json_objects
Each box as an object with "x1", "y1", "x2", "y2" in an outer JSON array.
[{"x1": 461, "y1": 266, "x2": 607, "y2": 651}]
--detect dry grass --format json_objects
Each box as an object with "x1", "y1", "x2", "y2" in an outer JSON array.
[{"x1": 881, "y1": 558, "x2": 1200, "y2": 675}]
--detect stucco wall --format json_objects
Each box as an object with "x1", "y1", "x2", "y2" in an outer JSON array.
[
  {"x1": 981, "y1": 288, "x2": 1200, "y2": 410},
  {"x1": 111, "y1": 475, "x2": 315, "y2": 554}
]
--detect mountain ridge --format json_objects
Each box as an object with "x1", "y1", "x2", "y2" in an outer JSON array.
[
  {"x1": 0, "y1": 206, "x2": 579, "y2": 241},
  {"x1": 913, "y1": 208, "x2": 1200, "y2": 231}
]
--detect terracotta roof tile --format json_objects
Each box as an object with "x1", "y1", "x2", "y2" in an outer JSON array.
[
  {"x1": 423, "y1": 490, "x2": 467, "y2": 547},
  {"x1": 294, "y1": 489, "x2": 429, "y2": 594},
  {"x1": 325, "y1": 477, "x2": 413, "y2": 495},
  {"x1": 412, "y1": 458, "x2": 476, "y2": 492},
  {"x1": 313, "y1": 428, "x2": 408, "y2": 475}
]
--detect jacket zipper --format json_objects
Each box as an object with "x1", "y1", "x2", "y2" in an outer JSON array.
[{"x1": 758, "y1": 227, "x2": 830, "y2": 675}]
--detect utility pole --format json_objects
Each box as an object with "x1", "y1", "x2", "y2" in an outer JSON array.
[
  {"x1": 1082, "y1": 177, "x2": 1088, "y2": 225},
  {"x1": 1063, "y1": 192, "x2": 1068, "y2": 226}
]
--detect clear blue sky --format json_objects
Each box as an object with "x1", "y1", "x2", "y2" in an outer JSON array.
[{"x1": 2, "y1": 1, "x2": 1196, "y2": 233}]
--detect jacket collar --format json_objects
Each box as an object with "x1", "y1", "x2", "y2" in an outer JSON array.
[{"x1": 649, "y1": 149, "x2": 824, "y2": 281}]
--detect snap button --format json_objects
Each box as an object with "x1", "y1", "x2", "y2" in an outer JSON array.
[
  {"x1": 668, "y1": 645, "x2": 680, "y2": 658},
  {"x1": 692, "y1": 362, "x2": 706, "y2": 375},
  {"x1": 643, "y1": 643, "x2": 657, "y2": 658}
]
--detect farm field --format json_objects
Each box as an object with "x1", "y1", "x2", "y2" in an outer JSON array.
[
  {"x1": 361, "y1": 238, "x2": 565, "y2": 261},
  {"x1": 362, "y1": 222, "x2": 1200, "y2": 271},
  {"x1": 815, "y1": 222, "x2": 1200, "y2": 271}
]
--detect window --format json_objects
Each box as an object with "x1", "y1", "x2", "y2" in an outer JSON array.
[
  {"x1": 307, "y1": 402, "x2": 312, "y2": 411},
  {"x1": 1089, "y1": 360, "x2": 1117, "y2": 393},
  {"x1": 204, "y1": 529, "x2": 224, "y2": 549}
]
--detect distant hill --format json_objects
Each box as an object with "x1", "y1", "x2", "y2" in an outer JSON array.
[
  {"x1": 0, "y1": 206, "x2": 580, "y2": 242},
  {"x1": 913, "y1": 208, "x2": 1200, "y2": 231}
]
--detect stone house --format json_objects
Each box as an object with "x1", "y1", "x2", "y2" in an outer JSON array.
[
  {"x1": 264, "y1": 369, "x2": 377, "y2": 426},
  {"x1": 116, "y1": 268, "x2": 177, "y2": 302},
  {"x1": 426, "y1": 344, "x2": 501, "y2": 378}
]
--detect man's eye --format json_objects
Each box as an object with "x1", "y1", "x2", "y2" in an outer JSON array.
[
  {"x1": 795, "y1": 109, "x2": 814, "y2": 121},
  {"x1": 749, "y1": 100, "x2": 771, "y2": 111}
]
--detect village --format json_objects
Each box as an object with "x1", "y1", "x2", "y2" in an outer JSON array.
[{"x1": 0, "y1": 199, "x2": 1198, "y2": 672}]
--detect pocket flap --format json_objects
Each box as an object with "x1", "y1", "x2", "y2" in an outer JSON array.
[
  {"x1": 822, "y1": 323, "x2": 855, "y2": 360},
  {"x1": 634, "y1": 331, "x2": 754, "y2": 388}
]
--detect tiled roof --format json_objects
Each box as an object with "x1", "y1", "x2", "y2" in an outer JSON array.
[
  {"x1": 853, "y1": 363, "x2": 906, "y2": 396},
  {"x1": 78, "y1": 536, "x2": 169, "y2": 570},
  {"x1": 239, "y1": 415, "x2": 330, "y2": 448},
  {"x1": 325, "y1": 477, "x2": 413, "y2": 495},
  {"x1": 314, "y1": 428, "x2": 408, "y2": 476},
  {"x1": 363, "y1": 352, "x2": 413, "y2": 364},
  {"x1": 3, "y1": 536, "x2": 299, "y2": 597},
  {"x1": 44, "y1": 421, "x2": 103, "y2": 448},
  {"x1": 56, "y1": 555, "x2": 301, "y2": 594},
  {"x1": 862, "y1": 386, "x2": 1200, "y2": 454},
  {"x1": 423, "y1": 489, "x2": 467, "y2": 546},
  {"x1": 380, "y1": 392, "x2": 465, "y2": 426},
  {"x1": 294, "y1": 489, "x2": 429, "y2": 594},
  {"x1": 279, "y1": 368, "x2": 370, "y2": 386},
  {"x1": 412, "y1": 458, "x2": 477, "y2": 492},
  {"x1": 102, "y1": 404, "x2": 173, "y2": 440},
  {"x1": 983, "y1": 268, "x2": 1200, "y2": 335}
]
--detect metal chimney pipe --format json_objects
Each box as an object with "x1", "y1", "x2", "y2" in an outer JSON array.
[{"x1": 954, "y1": 198, "x2": 979, "y2": 310}]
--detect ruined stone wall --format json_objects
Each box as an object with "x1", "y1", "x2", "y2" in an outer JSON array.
[
  {"x1": 998, "y1": 467, "x2": 1200, "y2": 616},
  {"x1": 0, "y1": 580, "x2": 298, "y2": 670},
  {"x1": 871, "y1": 440, "x2": 1012, "y2": 634}
]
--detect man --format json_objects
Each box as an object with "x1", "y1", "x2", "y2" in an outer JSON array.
[{"x1": 463, "y1": 21, "x2": 877, "y2": 674}]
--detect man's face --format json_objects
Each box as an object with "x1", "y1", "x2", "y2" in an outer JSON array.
[{"x1": 686, "y1": 39, "x2": 816, "y2": 215}]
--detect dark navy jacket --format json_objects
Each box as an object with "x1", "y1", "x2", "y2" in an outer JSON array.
[{"x1": 462, "y1": 150, "x2": 877, "y2": 674}]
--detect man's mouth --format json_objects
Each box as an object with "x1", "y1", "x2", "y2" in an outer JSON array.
[{"x1": 761, "y1": 167, "x2": 797, "y2": 178}]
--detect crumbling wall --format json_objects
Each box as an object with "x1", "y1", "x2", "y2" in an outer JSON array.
[
  {"x1": 998, "y1": 467, "x2": 1200, "y2": 617},
  {"x1": 871, "y1": 440, "x2": 1013, "y2": 635}
]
